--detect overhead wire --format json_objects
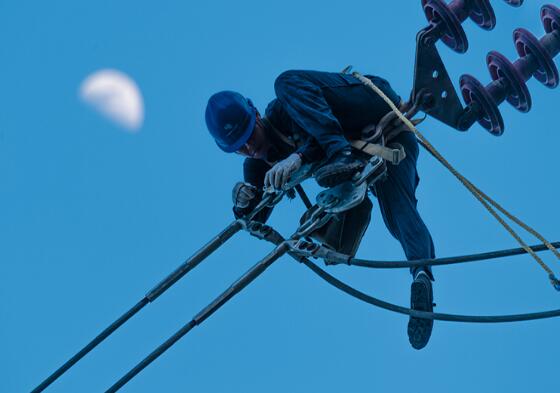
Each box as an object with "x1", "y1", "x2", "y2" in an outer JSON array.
[{"x1": 32, "y1": 72, "x2": 560, "y2": 392}]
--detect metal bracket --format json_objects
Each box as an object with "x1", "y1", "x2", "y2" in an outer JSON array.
[
  {"x1": 316, "y1": 181, "x2": 368, "y2": 214},
  {"x1": 284, "y1": 162, "x2": 323, "y2": 191},
  {"x1": 412, "y1": 29, "x2": 465, "y2": 130},
  {"x1": 353, "y1": 155, "x2": 386, "y2": 186}
]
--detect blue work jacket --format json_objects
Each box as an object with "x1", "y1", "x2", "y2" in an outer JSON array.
[{"x1": 238, "y1": 69, "x2": 401, "y2": 221}]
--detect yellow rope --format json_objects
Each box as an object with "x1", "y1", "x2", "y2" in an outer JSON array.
[{"x1": 351, "y1": 71, "x2": 560, "y2": 287}]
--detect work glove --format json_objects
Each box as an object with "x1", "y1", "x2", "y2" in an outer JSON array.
[
  {"x1": 264, "y1": 153, "x2": 302, "y2": 191},
  {"x1": 232, "y1": 182, "x2": 258, "y2": 209}
]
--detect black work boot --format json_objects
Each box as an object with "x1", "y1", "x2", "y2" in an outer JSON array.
[
  {"x1": 407, "y1": 270, "x2": 434, "y2": 350},
  {"x1": 314, "y1": 149, "x2": 364, "y2": 188}
]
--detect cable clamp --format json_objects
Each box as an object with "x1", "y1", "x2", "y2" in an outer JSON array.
[{"x1": 287, "y1": 239, "x2": 321, "y2": 258}]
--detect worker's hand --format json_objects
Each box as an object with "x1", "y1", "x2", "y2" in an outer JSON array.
[
  {"x1": 232, "y1": 182, "x2": 258, "y2": 209},
  {"x1": 264, "y1": 153, "x2": 302, "y2": 191}
]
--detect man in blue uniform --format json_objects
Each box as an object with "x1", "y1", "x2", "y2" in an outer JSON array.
[{"x1": 205, "y1": 70, "x2": 436, "y2": 349}]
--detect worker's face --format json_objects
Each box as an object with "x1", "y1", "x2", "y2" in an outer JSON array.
[{"x1": 236, "y1": 113, "x2": 271, "y2": 160}]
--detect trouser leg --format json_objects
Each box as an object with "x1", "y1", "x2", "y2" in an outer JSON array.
[{"x1": 369, "y1": 132, "x2": 435, "y2": 279}]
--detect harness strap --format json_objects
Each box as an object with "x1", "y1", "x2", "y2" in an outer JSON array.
[
  {"x1": 351, "y1": 139, "x2": 406, "y2": 165},
  {"x1": 350, "y1": 97, "x2": 425, "y2": 165}
]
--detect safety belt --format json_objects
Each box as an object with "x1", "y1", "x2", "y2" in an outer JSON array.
[
  {"x1": 351, "y1": 139, "x2": 406, "y2": 165},
  {"x1": 350, "y1": 113, "x2": 425, "y2": 165}
]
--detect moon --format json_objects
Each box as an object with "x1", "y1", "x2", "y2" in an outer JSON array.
[{"x1": 80, "y1": 69, "x2": 144, "y2": 132}]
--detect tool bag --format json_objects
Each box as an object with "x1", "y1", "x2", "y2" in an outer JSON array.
[{"x1": 299, "y1": 196, "x2": 372, "y2": 257}]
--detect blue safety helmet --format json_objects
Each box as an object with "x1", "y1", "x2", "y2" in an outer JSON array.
[{"x1": 205, "y1": 91, "x2": 257, "y2": 153}]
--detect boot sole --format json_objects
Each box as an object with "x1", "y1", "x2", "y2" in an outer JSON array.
[{"x1": 407, "y1": 279, "x2": 434, "y2": 350}]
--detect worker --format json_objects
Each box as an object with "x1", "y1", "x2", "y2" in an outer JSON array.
[{"x1": 205, "y1": 70, "x2": 436, "y2": 349}]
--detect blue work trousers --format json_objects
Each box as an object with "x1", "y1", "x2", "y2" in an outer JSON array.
[{"x1": 369, "y1": 131, "x2": 435, "y2": 279}]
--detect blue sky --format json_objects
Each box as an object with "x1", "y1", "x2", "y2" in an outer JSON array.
[{"x1": 1, "y1": 1, "x2": 559, "y2": 392}]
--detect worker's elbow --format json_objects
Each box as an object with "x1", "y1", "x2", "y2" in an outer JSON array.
[{"x1": 274, "y1": 70, "x2": 301, "y2": 97}]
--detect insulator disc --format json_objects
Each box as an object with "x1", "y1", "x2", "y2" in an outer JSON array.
[
  {"x1": 514, "y1": 28, "x2": 559, "y2": 88},
  {"x1": 487, "y1": 50, "x2": 532, "y2": 112},
  {"x1": 470, "y1": 0, "x2": 496, "y2": 30},
  {"x1": 422, "y1": 0, "x2": 469, "y2": 53},
  {"x1": 541, "y1": 4, "x2": 560, "y2": 34},
  {"x1": 460, "y1": 74, "x2": 504, "y2": 135}
]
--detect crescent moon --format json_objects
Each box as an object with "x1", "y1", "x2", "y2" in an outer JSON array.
[{"x1": 80, "y1": 69, "x2": 144, "y2": 132}]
